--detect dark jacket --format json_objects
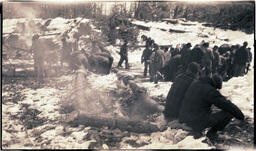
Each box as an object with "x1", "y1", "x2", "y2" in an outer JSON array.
[
  {"x1": 141, "y1": 47, "x2": 152, "y2": 62},
  {"x1": 179, "y1": 77, "x2": 244, "y2": 132},
  {"x1": 181, "y1": 47, "x2": 192, "y2": 66},
  {"x1": 164, "y1": 72, "x2": 197, "y2": 120},
  {"x1": 190, "y1": 47, "x2": 204, "y2": 65},
  {"x1": 120, "y1": 44, "x2": 128, "y2": 57},
  {"x1": 161, "y1": 54, "x2": 182, "y2": 81},
  {"x1": 234, "y1": 46, "x2": 249, "y2": 65}
]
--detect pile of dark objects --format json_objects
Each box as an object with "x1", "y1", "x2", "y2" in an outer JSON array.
[{"x1": 142, "y1": 35, "x2": 252, "y2": 82}]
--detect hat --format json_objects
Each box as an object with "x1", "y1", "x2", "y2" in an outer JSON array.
[
  {"x1": 202, "y1": 42, "x2": 209, "y2": 48},
  {"x1": 212, "y1": 74, "x2": 223, "y2": 89},
  {"x1": 243, "y1": 41, "x2": 248, "y2": 47},
  {"x1": 186, "y1": 43, "x2": 192, "y2": 48}
]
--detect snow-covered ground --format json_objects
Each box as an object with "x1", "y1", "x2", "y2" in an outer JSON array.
[{"x1": 2, "y1": 17, "x2": 254, "y2": 149}]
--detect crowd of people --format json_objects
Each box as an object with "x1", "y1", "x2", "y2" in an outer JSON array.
[{"x1": 140, "y1": 35, "x2": 252, "y2": 82}]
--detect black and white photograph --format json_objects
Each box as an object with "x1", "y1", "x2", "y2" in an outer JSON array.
[{"x1": 1, "y1": 0, "x2": 255, "y2": 149}]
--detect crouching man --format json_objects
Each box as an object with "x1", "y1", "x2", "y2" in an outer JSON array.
[{"x1": 178, "y1": 74, "x2": 244, "y2": 142}]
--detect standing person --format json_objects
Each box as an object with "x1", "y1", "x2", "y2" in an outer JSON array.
[
  {"x1": 60, "y1": 36, "x2": 72, "y2": 68},
  {"x1": 141, "y1": 41, "x2": 152, "y2": 77},
  {"x1": 72, "y1": 32, "x2": 80, "y2": 53},
  {"x1": 201, "y1": 42, "x2": 214, "y2": 77},
  {"x1": 180, "y1": 43, "x2": 192, "y2": 69},
  {"x1": 117, "y1": 40, "x2": 129, "y2": 69},
  {"x1": 179, "y1": 74, "x2": 244, "y2": 141},
  {"x1": 31, "y1": 34, "x2": 45, "y2": 82},
  {"x1": 233, "y1": 42, "x2": 249, "y2": 76},
  {"x1": 245, "y1": 47, "x2": 252, "y2": 74},
  {"x1": 164, "y1": 62, "x2": 200, "y2": 121},
  {"x1": 149, "y1": 43, "x2": 165, "y2": 84},
  {"x1": 212, "y1": 46, "x2": 220, "y2": 74}
]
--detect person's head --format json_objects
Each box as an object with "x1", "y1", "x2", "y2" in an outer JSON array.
[
  {"x1": 202, "y1": 42, "x2": 209, "y2": 48},
  {"x1": 141, "y1": 35, "x2": 147, "y2": 41},
  {"x1": 213, "y1": 45, "x2": 218, "y2": 51},
  {"x1": 61, "y1": 36, "x2": 66, "y2": 42},
  {"x1": 186, "y1": 43, "x2": 192, "y2": 48},
  {"x1": 212, "y1": 74, "x2": 223, "y2": 89},
  {"x1": 150, "y1": 39, "x2": 155, "y2": 46},
  {"x1": 154, "y1": 43, "x2": 159, "y2": 50},
  {"x1": 32, "y1": 34, "x2": 40, "y2": 41},
  {"x1": 164, "y1": 46, "x2": 169, "y2": 52},
  {"x1": 243, "y1": 41, "x2": 248, "y2": 47},
  {"x1": 186, "y1": 62, "x2": 200, "y2": 78}
]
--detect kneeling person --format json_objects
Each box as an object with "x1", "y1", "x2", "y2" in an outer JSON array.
[{"x1": 179, "y1": 74, "x2": 244, "y2": 140}]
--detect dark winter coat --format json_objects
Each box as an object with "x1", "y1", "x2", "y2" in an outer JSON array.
[
  {"x1": 234, "y1": 46, "x2": 249, "y2": 65},
  {"x1": 141, "y1": 47, "x2": 152, "y2": 62},
  {"x1": 180, "y1": 47, "x2": 192, "y2": 66},
  {"x1": 120, "y1": 44, "x2": 128, "y2": 57},
  {"x1": 179, "y1": 77, "x2": 244, "y2": 132},
  {"x1": 161, "y1": 54, "x2": 182, "y2": 81},
  {"x1": 190, "y1": 47, "x2": 204, "y2": 65},
  {"x1": 164, "y1": 72, "x2": 197, "y2": 120}
]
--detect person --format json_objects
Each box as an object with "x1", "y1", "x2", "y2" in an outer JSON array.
[
  {"x1": 190, "y1": 46, "x2": 204, "y2": 66},
  {"x1": 201, "y1": 42, "x2": 214, "y2": 77},
  {"x1": 180, "y1": 43, "x2": 192, "y2": 69},
  {"x1": 161, "y1": 54, "x2": 182, "y2": 82},
  {"x1": 60, "y1": 36, "x2": 72, "y2": 68},
  {"x1": 31, "y1": 34, "x2": 46, "y2": 81},
  {"x1": 233, "y1": 41, "x2": 250, "y2": 76},
  {"x1": 179, "y1": 74, "x2": 244, "y2": 141},
  {"x1": 141, "y1": 41, "x2": 153, "y2": 77},
  {"x1": 173, "y1": 44, "x2": 181, "y2": 57},
  {"x1": 72, "y1": 32, "x2": 80, "y2": 53},
  {"x1": 149, "y1": 43, "x2": 165, "y2": 83},
  {"x1": 212, "y1": 46, "x2": 220, "y2": 74},
  {"x1": 117, "y1": 40, "x2": 129, "y2": 69},
  {"x1": 164, "y1": 62, "x2": 200, "y2": 121},
  {"x1": 245, "y1": 47, "x2": 252, "y2": 74}
]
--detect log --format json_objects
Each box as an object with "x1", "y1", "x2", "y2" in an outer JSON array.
[
  {"x1": 169, "y1": 28, "x2": 187, "y2": 33},
  {"x1": 71, "y1": 113, "x2": 161, "y2": 133}
]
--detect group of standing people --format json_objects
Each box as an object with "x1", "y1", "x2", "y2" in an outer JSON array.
[{"x1": 140, "y1": 35, "x2": 252, "y2": 83}]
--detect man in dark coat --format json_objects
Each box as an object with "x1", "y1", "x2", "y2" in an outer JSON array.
[
  {"x1": 179, "y1": 74, "x2": 244, "y2": 140},
  {"x1": 141, "y1": 41, "x2": 153, "y2": 77},
  {"x1": 161, "y1": 54, "x2": 182, "y2": 82},
  {"x1": 233, "y1": 41, "x2": 250, "y2": 76},
  {"x1": 212, "y1": 46, "x2": 220, "y2": 74},
  {"x1": 164, "y1": 62, "x2": 200, "y2": 121},
  {"x1": 118, "y1": 40, "x2": 129, "y2": 69},
  {"x1": 201, "y1": 42, "x2": 214, "y2": 77},
  {"x1": 180, "y1": 43, "x2": 192, "y2": 69}
]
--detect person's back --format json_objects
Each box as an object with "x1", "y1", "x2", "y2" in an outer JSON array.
[
  {"x1": 164, "y1": 62, "x2": 200, "y2": 121},
  {"x1": 181, "y1": 44, "x2": 192, "y2": 67},
  {"x1": 234, "y1": 45, "x2": 249, "y2": 65},
  {"x1": 162, "y1": 54, "x2": 182, "y2": 81},
  {"x1": 190, "y1": 47, "x2": 204, "y2": 65}
]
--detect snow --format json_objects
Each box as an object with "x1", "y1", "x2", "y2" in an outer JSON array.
[{"x1": 2, "y1": 16, "x2": 254, "y2": 149}]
